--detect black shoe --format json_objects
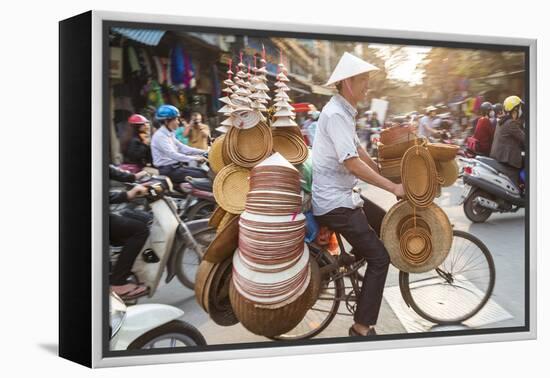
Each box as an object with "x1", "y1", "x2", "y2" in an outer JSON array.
[{"x1": 348, "y1": 326, "x2": 377, "y2": 337}]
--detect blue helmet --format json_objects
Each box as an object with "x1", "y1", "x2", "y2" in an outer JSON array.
[{"x1": 156, "y1": 105, "x2": 180, "y2": 120}]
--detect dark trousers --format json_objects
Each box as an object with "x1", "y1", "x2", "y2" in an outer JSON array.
[
  {"x1": 109, "y1": 214, "x2": 149, "y2": 285},
  {"x1": 158, "y1": 164, "x2": 208, "y2": 184},
  {"x1": 315, "y1": 198, "x2": 390, "y2": 326},
  {"x1": 499, "y1": 163, "x2": 521, "y2": 186}
]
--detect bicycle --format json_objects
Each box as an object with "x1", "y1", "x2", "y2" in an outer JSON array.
[{"x1": 272, "y1": 228, "x2": 495, "y2": 340}]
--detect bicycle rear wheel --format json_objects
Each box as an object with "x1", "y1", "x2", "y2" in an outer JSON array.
[
  {"x1": 399, "y1": 230, "x2": 495, "y2": 324},
  {"x1": 271, "y1": 247, "x2": 344, "y2": 340}
]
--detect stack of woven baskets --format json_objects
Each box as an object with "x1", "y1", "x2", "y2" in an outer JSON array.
[
  {"x1": 378, "y1": 125, "x2": 418, "y2": 183},
  {"x1": 378, "y1": 122, "x2": 460, "y2": 274},
  {"x1": 428, "y1": 143, "x2": 461, "y2": 187},
  {"x1": 377, "y1": 125, "x2": 460, "y2": 188},
  {"x1": 196, "y1": 56, "x2": 318, "y2": 337},
  {"x1": 230, "y1": 153, "x2": 319, "y2": 337},
  {"x1": 380, "y1": 137, "x2": 459, "y2": 273},
  {"x1": 196, "y1": 56, "x2": 272, "y2": 327}
]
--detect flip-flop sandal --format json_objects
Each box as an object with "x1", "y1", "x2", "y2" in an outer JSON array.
[{"x1": 118, "y1": 284, "x2": 150, "y2": 301}]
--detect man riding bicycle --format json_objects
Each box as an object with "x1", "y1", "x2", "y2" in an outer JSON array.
[{"x1": 312, "y1": 52, "x2": 404, "y2": 337}]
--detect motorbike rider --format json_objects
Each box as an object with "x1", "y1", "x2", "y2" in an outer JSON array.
[
  {"x1": 490, "y1": 96, "x2": 525, "y2": 185},
  {"x1": 109, "y1": 165, "x2": 150, "y2": 299},
  {"x1": 151, "y1": 105, "x2": 208, "y2": 191},
  {"x1": 417, "y1": 106, "x2": 441, "y2": 138},
  {"x1": 312, "y1": 52, "x2": 404, "y2": 337},
  {"x1": 122, "y1": 114, "x2": 152, "y2": 169},
  {"x1": 492, "y1": 103, "x2": 504, "y2": 126},
  {"x1": 472, "y1": 101, "x2": 495, "y2": 156}
]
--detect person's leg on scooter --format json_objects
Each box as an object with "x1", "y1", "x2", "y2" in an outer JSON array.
[
  {"x1": 159, "y1": 165, "x2": 208, "y2": 192},
  {"x1": 110, "y1": 214, "x2": 150, "y2": 299}
]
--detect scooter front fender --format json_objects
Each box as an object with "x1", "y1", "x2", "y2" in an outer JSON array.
[{"x1": 110, "y1": 304, "x2": 184, "y2": 351}]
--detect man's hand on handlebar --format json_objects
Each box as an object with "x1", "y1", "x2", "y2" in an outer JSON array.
[
  {"x1": 194, "y1": 156, "x2": 207, "y2": 164},
  {"x1": 127, "y1": 184, "x2": 149, "y2": 200},
  {"x1": 135, "y1": 170, "x2": 149, "y2": 181}
]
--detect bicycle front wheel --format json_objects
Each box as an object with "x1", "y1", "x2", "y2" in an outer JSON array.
[{"x1": 399, "y1": 230, "x2": 495, "y2": 324}]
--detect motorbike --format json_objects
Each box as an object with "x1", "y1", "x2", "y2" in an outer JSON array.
[
  {"x1": 109, "y1": 292, "x2": 206, "y2": 350},
  {"x1": 169, "y1": 176, "x2": 216, "y2": 221},
  {"x1": 110, "y1": 175, "x2": 216, "y2": 294},
  {"x1": 368, "y1": 127, "x2": 381, "y2": 157},
  {"x1": 459, "y1": 156, "x2": 525, "y2": 223},
  {"x1": 170, "y1": 152, "x2": 216, "y2": 221}
]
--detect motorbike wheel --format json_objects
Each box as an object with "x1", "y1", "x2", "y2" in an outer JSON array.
[
  {"x1": 175, "y1": 227, "x2": 216, "y2": 290},
  {"x1": 127, "y1": 320, "x2": 207, "y2": 349},
  {"x1": 186, "y1": 201, "x2": 215, "y2": 221},
  {"x1": 463, "y1": 189, "x2": 493, "y2": 223}
]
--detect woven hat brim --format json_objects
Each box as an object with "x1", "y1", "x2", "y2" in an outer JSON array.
[
  {"x1": 401, "y1": 146, "x2": 438, "y2": 208},
  {"x1": 203, "y1": 214, "x2": 240, "y2": 264},
  {"x1": 209, "y1": 135, "x2": 228, "y2": 174},
  {"x1": 436, "y1": 159, "x2": 459, "y2": 187},
  {"x1": 213, "y1": 164, "x2": 251, "y2": 214},
  {"x1": 381, "y1": 201, "x2": 452, "y2": 273}
]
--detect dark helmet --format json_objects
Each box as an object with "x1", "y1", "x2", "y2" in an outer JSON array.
[
  {"x1": 493, "y1": 103, "x2": 503, "y2": 114},
  {"x1": 480, "y1": 101, "x2": 492, "y2": 115}
]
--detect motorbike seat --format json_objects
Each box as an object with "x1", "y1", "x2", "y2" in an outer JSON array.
[
  {"x1": 477, "y1": 156, "x2": 510, "y2": 173},
  {"x1": 186, "y1": 177, "x2": 213, "y2": 192}
]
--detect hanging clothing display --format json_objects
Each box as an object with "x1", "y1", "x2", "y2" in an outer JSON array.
[{"x1": 170, "y1": 45, "x2": 186, "y2": 88}]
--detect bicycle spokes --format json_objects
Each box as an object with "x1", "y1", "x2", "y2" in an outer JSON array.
[{"x1": 400, "y1": 230, "x2": 495, "y2": 324}]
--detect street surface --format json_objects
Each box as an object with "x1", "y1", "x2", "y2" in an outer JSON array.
[{"x1": 140, "y1": 178, "x2": 525, "y2": 344}]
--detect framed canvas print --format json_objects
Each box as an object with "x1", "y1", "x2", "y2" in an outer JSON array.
[{"x1": 59, "y1": 10, "x2": 537, "y2": 368}]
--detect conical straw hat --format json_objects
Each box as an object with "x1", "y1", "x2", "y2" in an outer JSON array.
[{"x1": 324, "y1": 52, "x2": 379, "y2": 87}]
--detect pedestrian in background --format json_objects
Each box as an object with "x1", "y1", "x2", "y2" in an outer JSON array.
[{"x1": 188, "y1": 112, "x2": 211, "y2": 150}]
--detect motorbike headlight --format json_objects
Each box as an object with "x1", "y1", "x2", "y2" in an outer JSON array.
[{"x1": 109, "y1": 292, "x2": 127, "y2": 339}]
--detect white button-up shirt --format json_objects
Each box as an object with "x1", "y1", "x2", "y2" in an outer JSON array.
[
  {"x1": 312, "y1": 94, "x2": 363, "y2": 216},
  {"x1": 151, "y1": 126, "x2": 205, "y2": 167}
]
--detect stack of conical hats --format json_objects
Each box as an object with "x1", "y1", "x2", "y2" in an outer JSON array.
[
  {"x1": 198, "y1": 51, "x2": 321, "y2": 337},
  {"x1": 248, "y1": 48, "x2": 271, "y2": 117},
  {"x1": 270, "y1": 53, "x2": 308, "y2": 165},
  {"x1": 216, "y1": 59, "x2": 236, "y2": 134},
  {"x1": 230, "y1": 153, "x2": 318, "y2": 337},
  {"x1": 271, "y1": 54, "x2": 297, "y2": 128}
]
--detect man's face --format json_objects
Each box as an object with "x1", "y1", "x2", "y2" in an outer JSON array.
[
  {"x1": 349, "y1": 73, "x2": 370, "y2": 103},
  {"x1": 167, "y1": 118, "x2": 179, "y2": 131},
  {"x1": 192, "y1": 113, "x2": 202, "y2": 124}
]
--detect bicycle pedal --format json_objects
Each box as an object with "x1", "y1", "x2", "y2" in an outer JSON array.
[{"x1": 340, "y1": 253, "x2": 357, "y2": 266}]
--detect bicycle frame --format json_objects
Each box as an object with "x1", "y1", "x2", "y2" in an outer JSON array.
[{"x1": 312, "y1": 232, "x2": 417, "y2": 314}]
